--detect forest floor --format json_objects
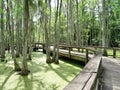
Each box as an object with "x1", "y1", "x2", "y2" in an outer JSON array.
[{"x1": 0, "y1": 52, "x2": 83, "y2": 90}]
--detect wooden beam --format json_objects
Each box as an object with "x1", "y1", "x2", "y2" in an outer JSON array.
[{"x1": 113, "y1": 48, "x2": 116, "y2": 58}]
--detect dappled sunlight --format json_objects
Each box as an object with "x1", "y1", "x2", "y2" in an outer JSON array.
[{"x1": 0, "y1": 52, "x2": 83, "y2": 90}]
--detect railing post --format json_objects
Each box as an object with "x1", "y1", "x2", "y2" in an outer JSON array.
[
  {"x1": 33, "y1": 43, "x2": 36, "y2": 51},
  {"x1": 82, "y1": 48, "x2": 84, "y2": 53},
  {"x1": 68, "y1": 47, "x2": 71, "y2": 58},
  {"x1": 85, "y1": 49, "x2": 89, "y2": 64},
  {"x1": 43, "y1": 44, "x2": 46, "y2": 54},
  {"x1": 78, "y1": 47, "x2": 80, "y2": 52},
  {"x1": 113, "y1": 48, "x2": 116, "y2": 58}
]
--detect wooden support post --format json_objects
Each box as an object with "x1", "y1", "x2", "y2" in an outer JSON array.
[
  {"x1": 113, "y1": 48, "x2": 116, "y2": 58},
  {"x1": 78, "y1": 47, "x2": 80, "y2": 52},
  {"x1": 82, "y1": 49, "x2": 84, "y2": 53},
  {"x1": 71, "y1": 47, "x2": 73, "y2": 51},
  {"x1": 33, "y1": 44, "x2": 36, "y2": 52},
  {"x1": 43, "y1": 44, "x2": 46, "y2": 54},
  {"x1": 85, "y1": 49, "x2": 89, "y2": 64},
  {"x1": 68, "y1": 47, "x2": 71, "y2": 58}
]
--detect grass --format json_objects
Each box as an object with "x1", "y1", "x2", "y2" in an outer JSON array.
[
  {"x1": 107, "y1": 49, "x2": 120, "y2": 59},
  {"x1": 0, "y1": 52, "x2": 83, "y2": 90}
]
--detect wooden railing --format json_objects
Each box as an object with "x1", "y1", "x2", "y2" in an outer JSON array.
[
  {"x1": 59, "y1": 45, "x2": 97, "y2": 62},
  {"x1": 63, "y1": 54, "x2": 102, "y2": 90},
  {"x1": 86, "y1": 46, "x2": 120, "y2": 58},
  {"x1": 33, "y1": 43, "x2": 99, "y2": 63},
  {"x1": 34, "y1": 43, "x2": 120, "y2": 59}
]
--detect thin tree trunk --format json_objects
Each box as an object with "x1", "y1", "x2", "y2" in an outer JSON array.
[
  {"x1": 28, "y1": 20, "x2": 33, "y2": 60},
  {"x1": 69, "y1": 0, "x2": 73, "y2": 45},
  {"x1": 7, "y1": 0, "x2": 21, "y2": 71},
  {"x1": 16, "y1": 20, "x2": 20, "y2": 57},
  {"x1": 81, "y1": 0, "x2": 84, "y2": 46},
  {"x1": 102, "y1": 0, "x2": 108, "y2": 56},
  {"x1": 52, "y1": 0, "x2": 59, "y2": 64},
  {"x1": 54, "y1": 0, "x2": 62, "y2": 64},
  {"x1": 19, "y1": 18, "x2": 23, "y2": 55},
  {"x1": 21, "y1": 0, "x2": 30, "y2": 75},
  {"x1": 43, "y1": 0, "x2": 52, "y2": 63},
  {"x1": 1, "y1": 0, "x2": 5, "y2": 62},
  {"x1": 67, "y1": 0, "x2": 70, "y2": 45},
  {"x1": 76, "y1": 0, "x2": 79, "y2": 46},
  {"x1": 16, "y1": 1, "x2": 21, "y2": 58}
]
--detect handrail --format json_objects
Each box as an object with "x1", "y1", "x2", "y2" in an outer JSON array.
[{"x1": 63, "y1": 54, "x2": 102, "y2": 90}]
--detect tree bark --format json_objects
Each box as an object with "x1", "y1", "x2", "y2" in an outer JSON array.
[
  {"x1": 7, "y1": 0, "x2": 21, "y2": 71},
  {"x1": 28, "y1": 20, "x2": 33, "y2": 60},
  {"x1": 55, "y1": 0, "x2": 62, "y2": 64},
  {"x1": 76, "y1": 0, "x2": 79, "y2": 46},
  {"x1": 21, "y1": 0, "x2": 30, "y2": 75},
  {"x1": 1, "y1": 0, "x2": 5, "y2": 62},
  {"x1": 67, "y1": 0, "x2": 70, "y2": 45},
  {"x1": 43, "y1": 0, "x2": 52, "y2": 63},
  {"x1": 16, "y1": 1, "x2": 21, "y2": 58},
  {"x1": 52, "y1": 0, "x2": 60, "y2": 64},
  {"x1": 102, "y1": 0, "x2": 108, "y2": 56}
]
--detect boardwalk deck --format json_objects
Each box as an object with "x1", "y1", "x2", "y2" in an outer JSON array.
[
  {"x1": 100, "y1": 57, "x2": 120, "y2": 90},
  {"x1": 58, "y1": 49, "x2": 94, "y2": 62},
  {"x1": 49, "y1": 46, "x2": 95, "y2": 62}
]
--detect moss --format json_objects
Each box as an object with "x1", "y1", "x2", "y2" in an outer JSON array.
[{"x1": 0, "y1": 52, "x2": 83, "y2": 90}]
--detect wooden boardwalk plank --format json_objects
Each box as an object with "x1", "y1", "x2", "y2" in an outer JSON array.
[
  {"x1": 58, "y1": 49, "x2": 94, "y2": 62},
  {"x1": 101, "y1": 57, "x2": 120, "y2": 90}
]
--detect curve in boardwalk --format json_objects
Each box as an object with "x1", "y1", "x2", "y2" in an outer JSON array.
[
  {"x1": 64, "y1": 54, "x2": 102, "y2": 90},
  {"x1": 101, "y1": 57, "x2": 120, "y2": 90}
]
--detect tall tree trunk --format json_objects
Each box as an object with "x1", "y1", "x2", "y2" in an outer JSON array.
[
  {"x1": 69, "y1": 0, "x2": 73, "y2": 45},
  {"x1": 52, "y1": 0, "x2": 60, "y2": 64},
  {"x1": 54, "y1": 0, "x2": 62, "y2": 64},
  {"x1": 76, "y1": 0, "x2": 79, "y2": 46},
  {"x1": 1, "y1": 0, "x2": 5, "y2": 62},
  {"x1": 43, "y1": 0, "x2": 52, "y2": 63},
  {"x1": 28, "y1": 20, "x2": 33, "y2": 60},
  {"x1": 102, "y1": 0, "x2": 108, "y2": 56},
  {"x1": 19, "y1": 18, "x2": 23, "y2": 55},
  {"x1": 81, "y1": 0, "x2": 84, "y2": 46},
  {"x1": 7, "y1": 0, "x2": 21, "y2": 71},
  {"x1": 16, "y1": 1, "x2": 21, "y2": 58},
  {"x1": 16, "y1": 20, "x2": 20, "y2": 57},
  {"x1": 21, "y1": 0, "x2": 30, "y2": 75},
  {"x1": 67, "y1": 0, "x2": 70, "y2": 45}
]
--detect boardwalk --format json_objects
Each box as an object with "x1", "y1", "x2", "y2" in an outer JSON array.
[
  {"x1": 101, "y1": 57, "x2": 120, "y2": 90},
  {"x1": 49, "y1": 46, "x2": 95, "y2": 62},
  {"x1": 50, "y1": 47, "x2": 120, "y2": 90},
  {"x1": 60, "y1": 50, "x2": 120, "y2": 90},
  {"x1": 58, "y1": 49, "x2": 94, "y2": 61},
  {"x1": 35, "y1": 43, "x2": 120, "y2": 89}
]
